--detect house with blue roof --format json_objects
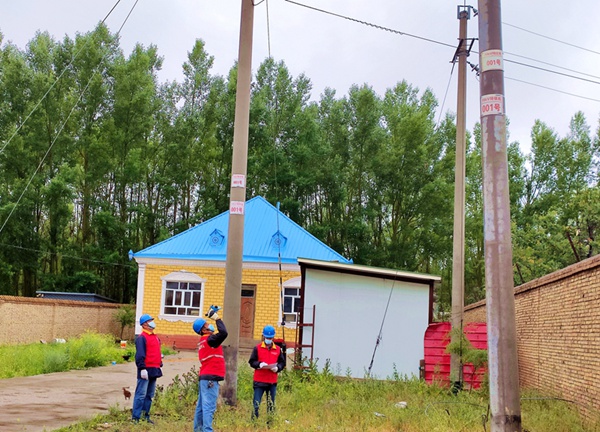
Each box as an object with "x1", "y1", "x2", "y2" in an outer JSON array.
[{"x1": 132, "y1": 196, "x2": 350, "y2": 349}]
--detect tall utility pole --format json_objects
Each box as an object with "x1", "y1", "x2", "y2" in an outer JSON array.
[
  {"x1": 450, "y1": 5, "x2": 471, "y2": 391},
  {"x1": 221, "y1": 0, "x2": 254, "y2": 405},
  {"x1": 477, "y1": 1, "x2": 522, "y2": 430}
]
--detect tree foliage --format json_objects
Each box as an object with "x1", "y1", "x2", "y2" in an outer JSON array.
[{"x1": 1, "y1": 26, "x2": 599, "y2": 313}]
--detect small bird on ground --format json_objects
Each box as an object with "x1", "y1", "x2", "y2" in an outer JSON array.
[{"x1": 122, "y1": 387, "x2": 131, "y2": 400}]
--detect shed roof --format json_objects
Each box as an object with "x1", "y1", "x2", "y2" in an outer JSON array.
[
  {"x1": 35, "y1": 291, "x2": 117, "y2": 303},
  {"x1": 133, "y1": 196, "x2": 351, "y2": 264},
  {"x1": 298, "y1": 258, "x2": 441, "y2": 284}
]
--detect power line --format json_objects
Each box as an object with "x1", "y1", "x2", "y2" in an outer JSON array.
[
  {"x1": 505, "y1": 76, "x2": 600, "y2": 103},
  {"x1": 504, "y1": 58, "x2": 600, "y2": 86},
  {"x1": 266, "y1": 0, "x2": 272, "y2": 57},
  {"x1": 283, "y1": 0, "x2": 455, "y2": 49},
  {"x1": 0, "y1": 243, "x2": 136, "y2": 269},
  {"x1": 283, "y1": 1, "x2": 600, "y2": 93},
  {"x1": 503, "y1": 22, "x2": 600, "y2": 56},
  {"x1": 503, "y1": 50, "x2": 600, "y2": 81},
  {"x1": 436, "y1": 62, "x2": 456, "y2": 128},
  {"x1": 0, "y1": 0, "x2": 125, "y2": 156},
  {"x1": 0, "y1": 0, "x2": 142, "y2": 236}
]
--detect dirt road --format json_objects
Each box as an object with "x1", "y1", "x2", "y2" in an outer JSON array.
[{"x1": 0, "y1": 350, "x2": 199, "y2": 432}]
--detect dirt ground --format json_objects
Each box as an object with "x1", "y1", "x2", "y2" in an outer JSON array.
[{"x1": 0, "y1": 350, "x2": 199, "y2": 432}]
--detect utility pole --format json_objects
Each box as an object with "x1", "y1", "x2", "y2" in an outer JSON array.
[
  {"x1": 477, "y1": 1, "x2": 522, "y2": 430},
  {"x1": 221, "y1": 0, "x2": 254, "y2": 405},
  {"x1": 450, "y1": 5, "x2": 471, "y2": 392}
]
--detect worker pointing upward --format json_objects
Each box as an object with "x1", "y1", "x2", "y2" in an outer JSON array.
[{"x1": 192, "y1": 305, "x2": 228, "y2": 432}]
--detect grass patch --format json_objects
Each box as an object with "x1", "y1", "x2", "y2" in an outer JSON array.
[
  {"x1": 53, "y1": 362, "x2": 600, "y2": 432},
  {"x1": 0, "y1": 332, "x2": 131, "y2": 378}
]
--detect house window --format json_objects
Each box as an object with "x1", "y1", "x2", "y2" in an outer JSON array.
[
  {"x1": 163, "y1": 281, "x2": 202, "y2": 316},
  {"x1": 160, "y1": 271, "x2": 206, "y2": 320},
  {"x1": 283, "y1": 287, "x2": 301, "y2": 324},
  {"x1": 280, "y1": 276, "x2": 302, "y2": 326}
]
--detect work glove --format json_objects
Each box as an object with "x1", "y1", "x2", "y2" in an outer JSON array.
[
  {"x1": 270, "y1": 365, "x2": 278, "y2": 373},
  {"x1": 140, "y1": 369, "x2": 148, "y2": 380},
  {"x1": 259, "y1": 362, "x2": 268, "y2": 369},
  {"x1": 205, "y1": 305, "x2": 221, "y2": 320}
]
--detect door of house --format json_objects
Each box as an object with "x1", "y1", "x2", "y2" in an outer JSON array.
[{"x1": 240, "y1": 284, "x2": 256, "y2": 339}]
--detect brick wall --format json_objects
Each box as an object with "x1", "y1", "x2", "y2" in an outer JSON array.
[
  {"x1": 0, "y1": 296, "x2": 134, "y2": 345},
  {"x1": 463, "y1": 254, "x2": 600, "y2": 419}
]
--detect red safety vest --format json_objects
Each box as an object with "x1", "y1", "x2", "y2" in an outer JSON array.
[
  {"x1": 198, "y1": 335, "x2": 225, "y2": 378},
  {"x1": 253, "y1": 342, "x2": 281, "y2": 384},
  {"x1": 139, "y1": 331, "x2": 162, "y2": 368}
]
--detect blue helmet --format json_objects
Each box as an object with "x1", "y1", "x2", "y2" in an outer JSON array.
[
  {"x1": 262, "y1": 325, "x2": 276, "y2": 338},
  {"x1": 139, "y1": 314, "x2": 153, "y2": 325},
  {"x1": 193, "y1": 318, "x2": 207, "y2": 334}
]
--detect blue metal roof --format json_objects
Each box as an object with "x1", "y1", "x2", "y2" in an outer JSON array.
[{"x1": 133, "y1": 196, "x2": 351, "y2": 264}]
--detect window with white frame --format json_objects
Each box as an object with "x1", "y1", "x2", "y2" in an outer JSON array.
[
  {"x1": 281, "y1": 277, "x2": 301, "y2": 325},
  {"x1": 160, "y1": 271, "x2": 205, "y2": 319}
]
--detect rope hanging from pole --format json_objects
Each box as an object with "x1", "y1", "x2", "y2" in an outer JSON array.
[
  {"x1": 367, "y1": 275, "x2": 397, "y2": 376},
  {"x1": 276, "y1": 201, "x2": 286, "y2": 341}
]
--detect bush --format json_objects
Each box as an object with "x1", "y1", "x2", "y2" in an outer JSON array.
[{"x1": 0, "y1": 332, "x2": 126, "y2": 378}]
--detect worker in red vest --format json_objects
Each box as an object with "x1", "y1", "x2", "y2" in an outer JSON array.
[
  {"x1": 132, "y1": 313, "x2": 163, "y2": 424},
  {"x1": 248, "y1": 324, "x2": 286, "y2": 420},
  {"x1": 192, "y1": 306, "x2": 228, "y2": 432}
]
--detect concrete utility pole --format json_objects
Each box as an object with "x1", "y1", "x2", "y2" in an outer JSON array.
[
  {"x1": 477, "y1": 1, "x2": 522, "y2": 430},
  {"x1": 221, "y1": 0, "x2": 254, "y2": 406},
  {"x1": 450, "y1": 5, "x2": 470, "y2": 391}
]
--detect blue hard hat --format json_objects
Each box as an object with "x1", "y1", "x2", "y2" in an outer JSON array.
[
  {"x1": 193, "y1": 318, "x2": 207, "y2": 334},
  {"x1": 139, "y1": 314, "x2": 153, "y2": 325},
  {"x1": 262, "y1": 325, "x2": 276, "y2": 338}
]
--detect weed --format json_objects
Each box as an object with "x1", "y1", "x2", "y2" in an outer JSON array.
[
  {"x1": 34, "y1": 358, "x2": 600, "y2": 432},
  {"x1": 0, "y1": 332, "x2": 128, "y2": 378}
]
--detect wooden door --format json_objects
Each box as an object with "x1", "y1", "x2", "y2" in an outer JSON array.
[{"x1": 239, "y1": 284, "x2": 256, "y2": 339}]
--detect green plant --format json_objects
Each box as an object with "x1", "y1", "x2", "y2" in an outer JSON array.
[
  {"x1": 53, "y1": 361, "x2": 600, "y2": 432},
  {"x1": 445, "y1": 327, "x2": 488, "y2": 391},
  {"x1": 114, "y1": 305, "x2": 136, "y2": 340}
]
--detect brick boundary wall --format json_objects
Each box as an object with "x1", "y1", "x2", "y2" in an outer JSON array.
[
  {"x1": 464, "y1": 254, "x2": 600, "y2": 420},
  {"x1": 0, "y1": 295, "x2": 135, "y2": 345}
]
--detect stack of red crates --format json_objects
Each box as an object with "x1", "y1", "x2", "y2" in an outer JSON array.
[{"x1": 423, "y1": 321, "x2": 488, "y2": 389}]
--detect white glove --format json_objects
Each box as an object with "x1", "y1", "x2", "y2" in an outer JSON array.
[
  {"x1": 270, "y1": 366, "x2": 278, "y2": 373},
  {"x1": 140, "y1": 369, "x2": 148, "y2": 380},
  {"x1": 209, "y1": 312, "x2": 219, "y2": 320},
  {"x1": 259, "y1": 362, "x2": 268, "y2": 369}
]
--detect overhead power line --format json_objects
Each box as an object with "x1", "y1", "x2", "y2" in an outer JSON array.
[
  {"x1": 0, "y1": 0, "x2": 125, "y2": 156},
  {"x1": 283, "y1": 0, "x2": 455, "y2": 49},
  {"x1": 503, "y1": 22, "x2": 600, "y2": 56},
  {"x1": 436, "y1": 62, "x2": 457, "y2": 128},
  {"x1": 505, "y1": 76, "x2": 600, "y2": 103},
  {"x1": 283, "y1": 0, "x2": 600, "y2": 98},
  {"x1": 0, "y1": 0, "x2": 142, "y2": 236}
]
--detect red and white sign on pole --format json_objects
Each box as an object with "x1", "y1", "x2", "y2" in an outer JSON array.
[
  {"x1": 480, "y1": 94, "x2": 504, "y2": 116},
  {"x1": 481, "y1": 49, "x2": 503, "y2": 72},
  {"x1": 230, "y1": 201, "x2": 245, "y2": 215},
  {"x1": 231, "y1": 174, "x2": 246, "y2": 188}
]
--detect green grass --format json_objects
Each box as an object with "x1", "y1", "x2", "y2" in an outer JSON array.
[
  {"x1": 0, "y1": 332, "x2": 133, "y2": 378},
  {"x1": 54, "y1": 362, "x2": 600, "y2": 432}
]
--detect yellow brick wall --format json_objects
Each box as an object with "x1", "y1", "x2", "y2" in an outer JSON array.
[
  {"x1": 0, "y1": 296, "x2": 134, "y2": 345},
  {"x1": 463, "y1": 254, "x2": 600, "y2": 420},
  {"x1": 142, "y1": 263, "x2": 299, "y2": 342}
]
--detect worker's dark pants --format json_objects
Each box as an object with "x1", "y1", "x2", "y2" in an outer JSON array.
[{"x1": 252, "y1": 382, "x2": 277, "y2": 418}]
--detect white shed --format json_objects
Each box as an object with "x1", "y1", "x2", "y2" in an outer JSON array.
[{"x1": 297, "y1": 258, "x2": 440, "y2": 379}]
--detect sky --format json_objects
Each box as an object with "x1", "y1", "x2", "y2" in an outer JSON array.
[{"x1": 2, "y1": 0, "x2": 600, "y2": 155}]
